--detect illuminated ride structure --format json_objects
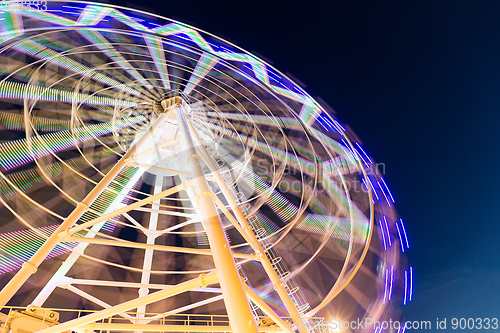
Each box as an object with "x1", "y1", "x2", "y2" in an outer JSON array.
[{"x1": 0, "y1": 2, "x2": 412, "y2": 332}]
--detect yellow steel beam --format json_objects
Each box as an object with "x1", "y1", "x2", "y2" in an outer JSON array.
[
  {"x1": 63, "y1": 180, "x2": 194, "y2": 236},
  {"x1": 243, "y1": 283, "x2": 294, "y2": 333},
  {"x1": 60, "y1": 236, "x2": 258, "y2": 260},
  {"x1": 36, "y1": 272, "x2": 219, "y2": 333},
  {"x1": 173, "y1": 101, "x2": 259, "y2": 333},
  {"x1": 186, "y1": 119, "x2": 308, "y2": 333}
]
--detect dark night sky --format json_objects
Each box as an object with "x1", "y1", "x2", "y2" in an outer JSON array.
[{"x1": 109, "y1": 0, "x2": 500, "y2": 327}]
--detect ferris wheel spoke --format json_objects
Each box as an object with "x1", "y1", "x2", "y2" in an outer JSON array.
[
  {"x1": 0, "y1": 111, "x2": 70, "y2": 132},
  {"x1": 218, "y1": 146, "x2": 369, "y2": 253},
  {"x1": 0, "y1": 80, "x2": 137, "y2": 108},
  {"x1": 209, "y1": 110, "x2": 355, "y2": 169},
  {"x1": 144, "y1": 34, "x2": 171, "y2": 90},
  {"x1": 0, "y1": 151, "x2": 101, "y2": 198},
  {"x1": 77, "y1": 30, "x2": 156, "y2": 94},
  {"x1": 207, "y1": 111, "x2": 356, "y2": 161},
  {"x1": 298, "y1": 101, "x2": 322, "y2": 127},
  {"x1": 0, "y1": 116, "x2": 145, "y2": 171},
  {"x1": 0, "y1": 12, "x2": 23, "y2": 44},
  {"x1": 183, "y1": 53, "x2": 219, "y2": 95},
  {"x1": 11, "y1": 39, "x2": 141, "y2": 96},
  {"x1": 214, "y1": 129, "x2": 366, "y2": 222},
  {"x1": 215, "y1": 120, "x2": 315, "y2": 171},
  {"x1": 76, "y1": 4, "x2": 113, "y2": 26}
]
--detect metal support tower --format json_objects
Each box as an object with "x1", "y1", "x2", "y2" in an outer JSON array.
[{"x1": 0, "y1": 96, "x2": 313, "y2": 333}]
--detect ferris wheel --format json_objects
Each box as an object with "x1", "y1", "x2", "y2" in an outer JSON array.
[{"x1": 0, "y1": 2, "x2": 412, "y2": 332}]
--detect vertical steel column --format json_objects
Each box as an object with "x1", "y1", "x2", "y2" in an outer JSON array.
[
  {"x1": 169, "y1": 99, "x2": 258, "y2": 333},
  {"x1": 186, "y1": 119, "x2": 308, "y2": 333},
  {"x1": 0, "y1": 113, "x2": 169, "y2": 307},
  {"x1": 136, "y1": 174, "x2": 163, "y2": 322}
]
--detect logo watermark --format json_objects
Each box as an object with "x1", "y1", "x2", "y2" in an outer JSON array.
[{"x1": 0, "y1": 1, "x2": 47, "y2": 11}]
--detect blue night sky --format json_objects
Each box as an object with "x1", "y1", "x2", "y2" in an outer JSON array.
[{"x1": 111, "y1": 0, "x2": 500, "y2": 328}]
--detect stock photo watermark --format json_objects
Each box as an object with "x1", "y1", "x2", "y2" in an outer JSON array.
[
  {"x1": 298, "y1": 317, "x2": 499, "y2": 331},
  {"x1": 0, "y1": 0, "x2": 48, "y2": 11},
  {"x1": 253, "y1": 158, "x2": 387, "y2": 196}
]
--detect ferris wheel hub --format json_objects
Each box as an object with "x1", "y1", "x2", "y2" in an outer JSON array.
[{"x1": 160, "y1": 96, "x2": 184, "y2": 111}]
